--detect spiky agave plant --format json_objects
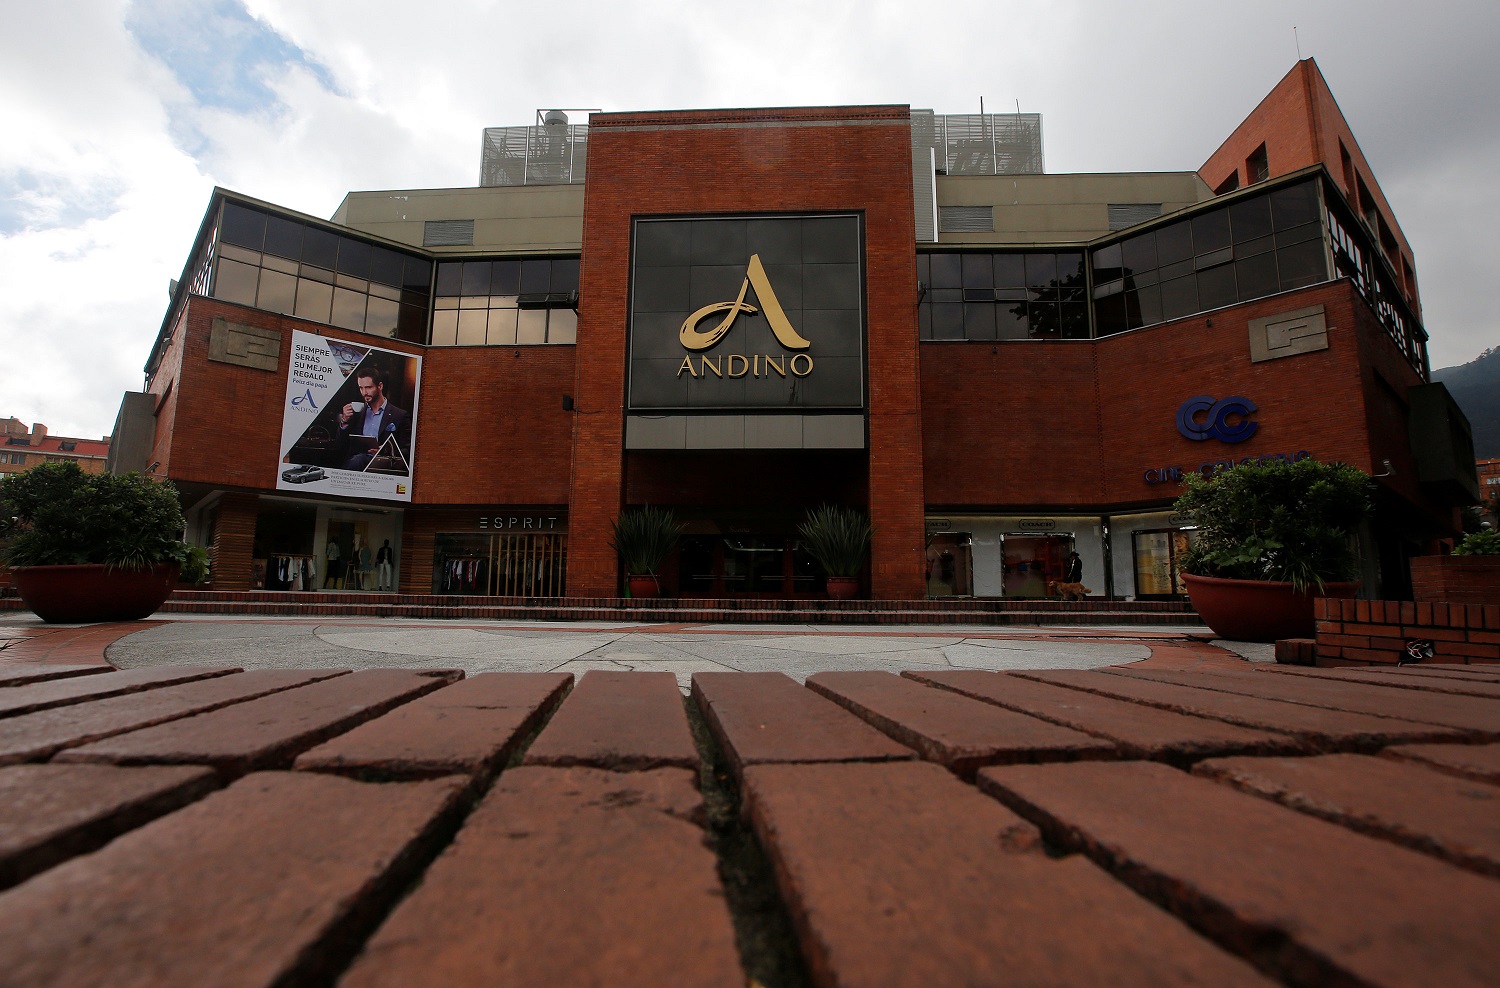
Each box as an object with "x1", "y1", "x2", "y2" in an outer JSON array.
[
  {"x1": 797, "y1": 504, "x2": 873, "y2": 578},
  {"x1": 608, "y1": 505, "x2": 683, "y2": 575}
]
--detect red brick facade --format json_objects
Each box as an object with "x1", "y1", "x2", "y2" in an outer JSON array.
[
  {"x1": 921, "y1": 280, "x2": 1426, "y2": 512},
  {"x1": 569, "y1": 106, "x2": 925, "y2": 599},
  {"x1": 1201, "y1": 59, "x2": 1420, "y2": 312}
]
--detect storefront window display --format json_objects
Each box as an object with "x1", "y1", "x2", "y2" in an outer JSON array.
[
  {"x1": 927, "y1": 516, "x2": 1105, "y2": 599},
  {"x1": 1109, "y1": 511, "x2": 1197, "y2": 600},
  {"x1": 1132, "y1": 528, "x2": 1197, "y2": 598},
  {"x1": 248, "y1": 498, "x2": 402, "y2": 592},
  {"x1": 925, "y1": 533, "x2": 973, "y2": 597},
  {"x1": 433, "y1": 532, "x2": 567, "y2": 596}
]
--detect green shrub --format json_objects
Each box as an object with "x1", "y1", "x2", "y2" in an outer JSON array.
[
  {"x1": 797, "y1": 504, "x2": 873, "y2": 579},
  {"x1": 608, "y1": 505, "x2": 682, "y2": 575},
  {"x1": 0, "y1": 462, "x2": 205, "y2": 579},
  {"x1": 1174, "y1": 458, "x2": 1372, "y2": 593},
  {"x1": 1452, "y1": 529, "x2": 1500, "y2": 556}
]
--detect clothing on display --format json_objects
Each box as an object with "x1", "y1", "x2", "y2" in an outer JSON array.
[
  {"x1": 264, "y1": 554, "x2": 317, "y2": 591},
  {"x1": 441, "y1": 556, "x2": 488, "y2": 593}
]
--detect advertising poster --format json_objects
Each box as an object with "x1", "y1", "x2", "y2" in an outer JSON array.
[{"x1": 277, "y1": 330, "x2": 421, "y2": 501}]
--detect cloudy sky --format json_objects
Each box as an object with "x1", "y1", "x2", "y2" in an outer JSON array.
[{"x1": 2, "y1": 0, "x2": 1496, "y2": 439}]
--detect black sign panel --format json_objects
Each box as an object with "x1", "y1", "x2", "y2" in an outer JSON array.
[{"x1": 628, "y1": 214, "x2": 865, "y2": 411}]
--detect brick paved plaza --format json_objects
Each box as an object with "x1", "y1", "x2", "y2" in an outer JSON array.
[{"x1": 0, "y1": 617, "x2": 1496, "y2": 985}]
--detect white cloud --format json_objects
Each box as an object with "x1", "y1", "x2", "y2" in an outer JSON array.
[{"x1": 1, "y1": 0, "x2": 1496, "y2": 439}]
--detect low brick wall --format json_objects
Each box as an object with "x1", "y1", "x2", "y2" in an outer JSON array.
[
  {"x1": 1411, "y1": 555, "x2": 1500, "y2": 606},
  {"x1": 1313, "y1": 598, "x2": 1500, "y2": 666}
]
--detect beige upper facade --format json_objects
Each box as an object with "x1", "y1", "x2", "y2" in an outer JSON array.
[
  {"x1": 332, "y1": 184, "x2": 585, "y2": 253},
  {"x1": 333, "y1": 168, "x2": 1210, "y2": 254}
]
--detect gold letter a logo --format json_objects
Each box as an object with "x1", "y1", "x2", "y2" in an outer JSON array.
[{"x1": 678, "y1": 254, "x2": 811, "y2": 352}]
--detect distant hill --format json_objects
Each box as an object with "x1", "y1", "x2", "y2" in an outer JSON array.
[{"x1": 1432, "y1": 346, "x2": 1500, "y2": 460}]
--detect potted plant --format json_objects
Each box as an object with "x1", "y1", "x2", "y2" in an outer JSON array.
[
  {"x1": 1411, "y1": 529, "x2": 1500, "y2": 605},
  {"x1": 1174, "y1": 458, "x2": 1371, "y2": 642},
  {"x1": 798, "y1": 504, "x2": 873, "y2": 600},
  {"x1": 0, "y1": 462, "x2": 209, "y2": 623},
  {"x1": 608, "y1": 505, "x2": 682, "y2": 599}
]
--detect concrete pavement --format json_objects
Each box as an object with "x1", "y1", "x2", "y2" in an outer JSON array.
[{"x1": 0, "y1": 612, "x2": 1270, "y2": 691}]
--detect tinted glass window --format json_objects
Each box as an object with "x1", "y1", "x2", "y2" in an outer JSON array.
[
  {"x1": 1271, "y1": 181, "x2": 1319, "y2": 228},
  {"x1": 336, "y1": 238, "x2": 371, "y2": 277},
  {"x1": 434, "y1": 262, "x2": 463, "y2": 296},
  {"x1": 301, "y1": 227, "x2": 339, "y2": 268},
  {"x1": 263, "y1": 215, "x2": 303, "y2": 259},
  {"x1": 1191, "y1": 210, "x2": 1232, "y2": 254},
  {"x1": 1229, "y1": 196, "x2": 1273, "y2": 242},
  {"x1": 992, "y1": 253, "x2": 1026, "y2": 288},
  {"x1": 1155, "y1": 221, "x2": 1193, "y2": 265},
  {"x1": 220, "y1": 203, "x2": 266, "y2": 250}
]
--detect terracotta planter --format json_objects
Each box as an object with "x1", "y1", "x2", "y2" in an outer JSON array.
[
  {"x1": 11, "y1": 563, "x2": 181, "y2": 624},
  {"x1": 826, "y1": 576, "x2": 859, "y2": 600},
  {"x1": 1182, "y1": 573, "x2": 1356, "y2": 643},
  {"x1": 627, "y1": 573, "x2": 661, "y2": 599}
]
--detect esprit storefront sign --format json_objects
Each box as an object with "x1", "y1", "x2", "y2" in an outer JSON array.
[{"x1": 627, "y1": 215, "x2": 865, "y2": 412}]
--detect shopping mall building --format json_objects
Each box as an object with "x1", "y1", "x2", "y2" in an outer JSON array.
[{"x1": 113, "y1": 59, "x2": 1478, "y2": 602}]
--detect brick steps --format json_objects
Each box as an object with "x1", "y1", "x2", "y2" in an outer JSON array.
[
  {"x1": 127, "y1": 590, "x2": 1202, "y2": 625},
  {"x1": 5, "y1": 661, "x2": 1496, "y2": 983},
  {"x1": 1, "y1": 588, "x2": 1203, "y2": 625}
]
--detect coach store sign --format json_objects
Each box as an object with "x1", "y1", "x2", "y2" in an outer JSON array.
[{"x1": 627, "y1": 214, "x2": 866, "y2": 412}]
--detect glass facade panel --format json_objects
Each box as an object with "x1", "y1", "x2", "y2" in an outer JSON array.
[
  {"x1": 431, "y1": 310, "x2": 458, "y2": 346},
  {"x1": 920, "y1": 250, "x2": 1094, "y2": 342},
  {"x1": 486, "y1": 307, "x2": 518, "y2": 344},
  {"x1": 456, "y1": 309, "x2": 488, "y2": 345},
  {"x1": 429, "y1": 255, "x2": 579, "y2": 346},
  {"x1": 549, "y1": 307, "x2": 578, "y2": 344},
  {"x1": 330, "y1": 287, "x2": 367, "y2": 331},
  {"x1": 365, "y1": 295, "x2": 400, "y2": 336},
  {"x1": 213, "y1": 257, "x2": 259, "y2": 305},
  {"x1": 206, "y1": 201, "x2": 431, "y2": 345},
  {"x1": 301, "y1": 227, "x2": 339, "y2": 268},
  {"x1": 256, "y1": 269, "x2": 297, "y2": 312},
  {"x1": 293, "y1": 279, "x2": 332, "y2": 323},
  {"x1": 220, "y1": 203, "x2": 266, "y2": 249},
  {"x1": 263, "y1": 216, "x2": 302, "y2": 259},
  {"x1": 517, "y1": 308, "x2": 548, "y2": 344}
]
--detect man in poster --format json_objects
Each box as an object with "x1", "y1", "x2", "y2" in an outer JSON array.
[{"x1": 335, "y1": 364, "x2": 410, "y2": 471}]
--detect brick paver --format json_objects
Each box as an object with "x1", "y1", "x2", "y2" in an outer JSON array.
[
  {"x1": 692, "y1": 671, "x2": 913, "y2": 780},
  {"x1": 340, "y1": 766, "x2": 741, "y2": 987},
  {"x1": 0, "y1": 661, "x2": 1495, "y2": 985},
  {"x1": 56, "y1": 669, "x2": 459, "y2": 774},
  {"x1": 1195, "y1": 753, "x2": 1500, "y2": 877},
  {"x1": 0, "y1": 666, "x2": 236, "y2": 718},
  {"x1": 0, "y1": 664, "x2": 109, "y2": 688},
  {"x1": 0, "y1": 771, "x2": 467, "y2": 988},
  {"x1": 0, "y1": 669, "x2": 348, "y2": 766},
  {"x1": 742, "y1": 761, "x2": 1270, "y2": 987},
  {"x1": 1116, "y1": 666, "x2": 1500, "y2": 734},
  {"x1": 0, "y1": 763, "x2": 217, "y2": 889},
  {"x1": 524, "y1": 670, "x2": 698, "y2": 770},
  {"x1": 806, "y1": 670, "x2": 1113, "y2": 775},
  {"x1": 1262, "y1": 664, "x2": 1500, "y2": 699},
  {"x1": 1384, "y1": 740, "x2": 1500, "y2": 783},
  {"x1": 295, "y1": 672, "x2": 571, "y2": 780},
  {"x1": 979, "y1": 760, "x2": 1500, "y2": 988},
  {"x1": 1018, "y1": 669, "x2": 1465, "y2": 747},
  {"x1": 907, "y1": 669, "x2": 1296, "y2": 763}
]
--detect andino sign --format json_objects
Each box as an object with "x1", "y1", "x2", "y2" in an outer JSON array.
[{"x1": 627, "y1": 215, "x2": 865, "y2": 412}]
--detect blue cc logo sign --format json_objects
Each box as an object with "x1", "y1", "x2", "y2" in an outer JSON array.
[{"x1": 1177, "y1": 395, "x2": 1258, "y2": 443}]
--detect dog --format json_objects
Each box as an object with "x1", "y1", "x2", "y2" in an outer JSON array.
[{"x1": 1048, "y1": 580, "x2": 1091, "y2": 601}]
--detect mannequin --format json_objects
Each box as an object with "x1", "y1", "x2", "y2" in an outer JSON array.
[{"x1": 376, "y1": 539, "x2": 395, "y2": 591}]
